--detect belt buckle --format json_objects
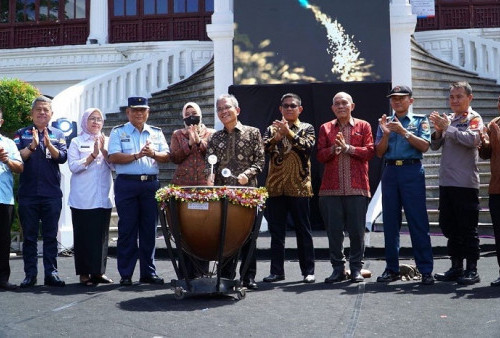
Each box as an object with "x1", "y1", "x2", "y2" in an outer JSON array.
[
  {"x1": 395, "y1": 160, "x2": 403, "y2": 166},
  {"x1": 140, "y1": 175, "x2": 148, "y2": 181}
]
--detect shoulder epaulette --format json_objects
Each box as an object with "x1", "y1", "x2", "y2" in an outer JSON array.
[
  {"x1": 111, "y1": 124, "x2": 125, "y2": 130},
  {"x1": 150, "y1": 125, "x2": 162, "y2": 131}
]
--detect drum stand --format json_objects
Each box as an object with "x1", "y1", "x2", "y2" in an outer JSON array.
[{"x1": 158, "y1": 197, "x2": 263, "y2": 300}]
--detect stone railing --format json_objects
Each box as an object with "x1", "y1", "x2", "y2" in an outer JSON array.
[
  {"x1": 52, "y1": 46, "x2": 213, "y2": 122},
  {"x1": 414, "y1": 29, "x2": 500, "y2": 84}
]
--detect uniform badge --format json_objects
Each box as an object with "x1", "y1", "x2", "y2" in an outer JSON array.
[
  {"x1": 421, "y1": 122, "x2": 429, "y2": 131},
  {"x1": 469, "y1": 117, "x2": 481, "y2": 130}
]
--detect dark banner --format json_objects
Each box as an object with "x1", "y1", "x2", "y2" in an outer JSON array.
[{"x1": 229, "y1": 82, "x2": 392, "y2": 229}]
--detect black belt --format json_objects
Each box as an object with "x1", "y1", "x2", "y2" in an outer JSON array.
[
  {"x1": 119, "y1": 174, "x2": 158, "y2": 182},
  {"x1": 385, "y1": 159, "x2": 421, "y2": 166}
]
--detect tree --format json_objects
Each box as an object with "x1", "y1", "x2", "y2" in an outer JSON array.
[{"x1": 0, "y1": 78, "x2": 40, "y2": 138}]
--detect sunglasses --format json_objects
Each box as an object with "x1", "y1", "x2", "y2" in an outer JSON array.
[{"x1": 281, "y1": 104, "x2": 298, "y2": 109}]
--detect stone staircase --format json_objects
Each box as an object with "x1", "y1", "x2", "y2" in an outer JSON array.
[
  {"x1": 102, "y1": 58, "x2": 215, "y2": 237},
  {"x1": 102, "y1": 38, "x2": 500, "y2": 238},
  {"x1": 409, "y1": 38, "x2": 500, "y2": 235}
]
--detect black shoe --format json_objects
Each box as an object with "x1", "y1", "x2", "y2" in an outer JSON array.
[
  {"x1": 434, "y1": 267, "x2": 464, "y2": 282},
  {"x1": 139, "y1": 274, "x2": 164, "y2": 285},
  {"x1": 263, "y1": 274, "x2": 285, "y2": 283},
  {"x1": 491, "y1": 276, "x2": 500, "y2": 287},
  {"x1": 20, "y1": 276, "x2": 37, "y2": 288},
  {"x1": 421, "y1": 273, "x2": 435, "y2": 285},
  {"x1": 376, "y1": 270, "x2": 400, "y2": 283},
  {"x1": 457, "y1": 270, "x2": 480, "y2": 285},
  {"x1": 325, "y1": 269, "x2": 347, "y2": 284},
  {"x1": 242, "y1": 278, "x2": 258, "y2": 289},
  {"x1": 0, "y1": 281, "x2": 18, "y2": 290},
  {"x1": 350, "y1": 270, "x2": 364, "y2": 283},
  {"x1": 120, "y1": 277, "x2": 133, "y2": 286},
  {"x1": 44, "y1": 274, "x2": 66, "y2": 287}
]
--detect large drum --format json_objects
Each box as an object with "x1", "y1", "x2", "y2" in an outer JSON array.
[{"x1": 156, "y1": 186, "x2": 267, "y2": 261}]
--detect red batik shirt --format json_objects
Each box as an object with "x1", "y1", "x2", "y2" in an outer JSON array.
[{"x1": 316, "y1": 117, "x2": 374, "y2": 197}]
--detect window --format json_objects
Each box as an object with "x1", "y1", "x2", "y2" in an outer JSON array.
[
  {"x1": 65, "y1": 0, "x2": 86, "y2": 19},
  {"x1": 205, "y1": 0, "x2": 213, "y2": 12},
  {"x1": 174, "y1": 0, "x2": 197, "y2": 13},
  {"x1": 114, "y1": 0, "x2": 137, "y2": 16},
  {"x1": 39, "y1": 0, "x2": 59, "y2": 21},
  {"x1": 16, "y1": 0, "x2": 36, "y2": 22},
  {"x1": 0, "y1": 0, "x2": 9, "y2": 23},
  {"x1": 144, "y1": 0, "x2": 168, "y2": 15}
]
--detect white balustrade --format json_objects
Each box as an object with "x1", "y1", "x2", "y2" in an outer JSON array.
[
  {"x1": 415, "y1": 29, "x2": 500, "y2": 84},
  {"x1": 52, "y1": 47, "x2": 212, "y2": 123}
]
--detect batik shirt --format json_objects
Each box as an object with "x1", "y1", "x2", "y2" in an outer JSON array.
[{"x1": 206, "y1": 121, "x2": 264, "y2": 188}]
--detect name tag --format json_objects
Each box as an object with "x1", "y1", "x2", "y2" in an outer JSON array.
[
  {"x1": 187, "y1": 202, "x2": 209, "y2": 210},
  {"x1": 80, "y1": 145, "x2": 90, "y2": 149}
]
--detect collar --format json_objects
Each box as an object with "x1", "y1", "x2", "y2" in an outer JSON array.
[
  {"x1": 125, "y1": 122, "x2": 153, "y2": 134},
  {"x1": 81, "y1": 132, "x2": 98, "y2": 141},
  {"x1": 452, "y1": 106, "x2": 472, "y2": 120},
  {"x1": 394, "y1": 111, "x2": 412, "y2": 121},
  {"x1": 333, "y1": 117, "x2": 354, "y2": 127},
  {"x1": 224, "y1": 121, "x2": 244, "y2": 133}
]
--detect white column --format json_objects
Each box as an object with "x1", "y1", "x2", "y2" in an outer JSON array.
[
  {"x1": 389, "y1": 0, "x2": 417, "y2": 87},
  {"x1": 206, "y1": 0, "x2": 234, "y2": 130},
  {"x1": 87, "y1": 0, "x2": 109, "y2": 44}
]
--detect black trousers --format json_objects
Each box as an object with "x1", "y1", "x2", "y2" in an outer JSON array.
[
  {"x1": 0, "y1": 204, "x2": 14, "y2": 283},
  {"x1": 266, "y1": 196, "x2": 315, "y2": 276},
  {"x1": 439, "y1": 186, "x2": 480, "y2": 261},
  {"x1": 71, "y1": 207, "x2": 111, "y2": 276},
  {"x1": 490, "y1": 194, "x2": 500, "y2": 269}
]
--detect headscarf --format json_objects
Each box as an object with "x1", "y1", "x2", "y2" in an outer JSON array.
[
  {"x1": 182, "y1": 102, "x2": 203, "y2": 125},
  {"x1": 80, "y1": 108, "x2": 104, "y2": 136}
]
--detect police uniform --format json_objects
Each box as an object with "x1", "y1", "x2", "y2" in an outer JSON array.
[
  {"x1": 108, "y1": 113, "x2": 169, "y2": 280},
  {"x1": 375, "y1": 111, "x2": 434, "y2": 275},
  {"x1": 14, "y1": 125, "x2": 67, "y2": 279}
]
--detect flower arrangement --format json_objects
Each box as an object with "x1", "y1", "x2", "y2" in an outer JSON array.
[{"x1": 156, "y1": 185, "x2": 268, "y2": 210}]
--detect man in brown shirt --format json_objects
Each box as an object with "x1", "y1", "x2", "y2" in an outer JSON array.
[
  {"x1": 479, "y1": 94, "x2": 500, "y2": 286},
  {"x1": 206, "y1": 94, "x2": 265, "y2": 289},
  {"x1": 262, "y1": 93, "x2": 316, "y2": 284}
]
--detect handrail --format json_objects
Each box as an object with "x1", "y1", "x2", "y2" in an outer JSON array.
[
  {"x1": 414, "y1": 30, "x2": 500, "y2": 84},
  {"x1": 52, "y1": 47, "x2": 213, "y2": 122}
]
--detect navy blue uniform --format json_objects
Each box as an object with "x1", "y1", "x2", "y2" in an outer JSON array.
[
  {"x1": 375, "y1": 112, "x2": 434, "y2": 274},
  {"x1": 14, "y1": 125, "x2": 67, "y2": 278},
  {"x1": 108, "y1": 122, "x2": 169, "y2": 279}
]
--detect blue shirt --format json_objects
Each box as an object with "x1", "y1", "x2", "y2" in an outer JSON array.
[
  {"x1": 108, "y1": 122, "x2": 169, "y2": 175},
  {"x1": 0, "y1": 134, "x2": 22, "y2": 205},
  {"x1": 376, "y1": 112, "x2": 431, "y2": 160},
  {"x1": 14, "y1": 125, "x2": 68, "y2": 199}
]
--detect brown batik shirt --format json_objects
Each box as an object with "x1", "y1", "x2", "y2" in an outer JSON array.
[
  {"x1": 263, "y1": 119, "x2": 315, "y2": 197},
  {"x1": 206, "y1": 121, "x2": 264, "y2": 188}
]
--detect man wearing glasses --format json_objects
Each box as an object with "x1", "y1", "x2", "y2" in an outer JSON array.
[
  {"x1": 108, "y1": 97, "x2": 170, "y2": 286},
  {"x1": 206, "y1": 94, "x2": 265, "y2": 289},
  {"x1": 262, "y1": 93, "x2": 316, "y2": 284}
]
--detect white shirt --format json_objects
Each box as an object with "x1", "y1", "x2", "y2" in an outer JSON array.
[{"x1": 68, "y1": 133, "x2": 114, "y2": 209}]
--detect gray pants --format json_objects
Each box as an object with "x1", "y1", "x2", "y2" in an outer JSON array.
[{"x1": 319, "y1": 195, "x2": 368, "y2": 271}]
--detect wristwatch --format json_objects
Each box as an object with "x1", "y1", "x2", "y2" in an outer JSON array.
[{"x1": 404, "y1": 132, "x2": 411, "y2": 139}]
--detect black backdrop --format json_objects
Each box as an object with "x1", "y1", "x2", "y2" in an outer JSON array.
[{"x1": 229, "y1": 82, "x2": 392, "y2": 229}]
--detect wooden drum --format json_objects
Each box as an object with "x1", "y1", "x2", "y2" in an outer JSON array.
[{"x1": 157, "y1": 186, "x2": 266, "y2": 261}]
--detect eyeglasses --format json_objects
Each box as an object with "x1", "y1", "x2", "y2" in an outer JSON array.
[
  {"x1": 216, "y1": 105, "x2": 233, "y2": 113},
  {"x1": 281, "y1": 104, "x2": 298, "y2": 109},
  {"x1": 88, "y1": 117, "x2": 103, "y2": 123}
]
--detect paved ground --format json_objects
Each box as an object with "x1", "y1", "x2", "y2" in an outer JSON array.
[{"x1": 1, "y1": 232, "x2": 500, "y2": 337}]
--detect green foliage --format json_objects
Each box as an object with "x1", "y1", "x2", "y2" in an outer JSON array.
[{"x1": 0, "y1": 78, "x2": 40, "y2": 138}]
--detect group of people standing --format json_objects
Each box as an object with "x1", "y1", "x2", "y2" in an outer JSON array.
[{"x1": 0, "y1": 81, "x2": 499, "y2": 291}]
